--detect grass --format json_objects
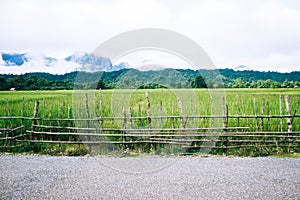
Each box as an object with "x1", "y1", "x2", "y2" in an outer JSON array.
[
  {"x1": 0, "y1": 88, "x2": 299, "y2": 156},
  {"x1": 270, "y1": 152, "x2": 300, "y2": 158}
]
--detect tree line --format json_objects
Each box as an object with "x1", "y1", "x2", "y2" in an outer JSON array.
[{"x1": 0, "y1": 68, "x2": 299, "y2": 90}]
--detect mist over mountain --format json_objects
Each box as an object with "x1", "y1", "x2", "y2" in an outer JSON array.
[
  {"x1": 1, "y1": 52, "x2": 29, "y2": 66},
  {"x1": 0, "y1": 51, "x2": 130, "y2": 74}
]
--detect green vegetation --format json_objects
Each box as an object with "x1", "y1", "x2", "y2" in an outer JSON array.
[
  {"x1": 0, "y1": 89, "x2": 299, "y2": 156},
  {"x1": 0, "y1": 68, "x2": 299, "y2": 90}
]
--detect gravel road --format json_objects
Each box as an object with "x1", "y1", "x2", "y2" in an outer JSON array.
[{"x1": 0, "y1": 155, "x2": 299, "y2": 199}]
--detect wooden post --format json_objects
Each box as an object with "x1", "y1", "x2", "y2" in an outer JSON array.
[
  {"x1": 280, "y1": 95, "x2": 283, "y2": 132},
  {"x1": 177, "y1": 97, "x2": 185, "y2": 129},
  {"x1": 21, "y1": 97, "x2": 25, "y2": 126},
  {"x1": 254, "y1": 98, "x2": 258, "y2": 132},
  {"x1": 261, "y1": 98, "x2": 265, "y2": 132},
  {"x1": 122, "y1": 107, "x2": 127, "y2": 149},
  {"x1": 222, "y1": 96, "x2": 227, "y2": 130},
  {"x1": 297, "y1": 96, "x2": 300, "y2": 114},
  {"x1": 145, "y1": 91, "x2": 152, "y2": 130},
  {"x1": 222, "y1": 96, "x2": 228, "y2": 152},
  {"x1": 85, "y1": 94, "x2": 91, "y2": 152},
  {"x1": 190, "y1": 96, "x2": 194, "y2": 128},
  {"x1": 145, "y1": 91, "x2": 153, "y2": 152},
  {"x1": 236, "y1": 94, "x2": 240, "y2": 127},
  {"x1": 242, "y1": 95, "x2": 248, "y2": 127},
  {"x1": 85, "y1": 93, "x2": 90, "y2": 128},
  {"x1": 285, "y1": 95, "x2": 292, "y2": 132},
  {"x1": 160, "y1": 100, "x2": 163, "y2": 128},
  {"x1": 138, "y1": 103, "x2": 142, "y2": 127},
  {"x1": 68, "y1": 104, "x2": 71, "y2": 141},
  {"x1": 43, "y1": 98, "x2": 45, "y2": 119},
  {"x1": 171, "y1": 102, "x2": 175, "y2": 130},
  {"x1": 6, "y1": 99, "x2": 9, "y2": 116},
  {"x1": 49, "y1": 104, "x2": 52, "y2": 119},
  {"x1": 267, "y1": 108, "x2": 271, "y2": 131},
  {"x1": 57, "y1": 101, "x2": 60, "y2": 127},
  {"x1": 210, "y1": 95, "x2": 214, "y2": 128},
  {"x1": 99, "y1": 88, "x2": 103, "y2": 117},
  {"x1": 6, "y1": 99, "x2": 10, "y2": 128},
  {"x1": 129, "y1": 107, "x2": 133, "y2": 130},
  {"x1": 31, "y1": 101, "x2": 39, "y2": 149}
]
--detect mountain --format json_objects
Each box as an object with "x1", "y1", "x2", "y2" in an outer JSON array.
[
  {"x1": 64, "y1": 52, "x2": 126, "y2": 72},
  {"x1": 235, "y1": 65, "x2": 252, "y2": 71},
  {"x1": 44, "y1": 57, "x2": 57, "y2": 66},
  {"x1": 1, "y1": 52, "x2": 29, "y2": 66},
  {"x1": 0, "y1": 51, "x2": 130, "y2": 74}
]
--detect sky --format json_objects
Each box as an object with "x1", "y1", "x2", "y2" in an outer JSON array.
[{"x1": 0, "y1": 0, "x2": 300, "y2": 73}]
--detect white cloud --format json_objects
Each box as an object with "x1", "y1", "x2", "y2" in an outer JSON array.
[
  {"x1": 0, "y1": 0, "x2": 299, "y2": 73},
  {"x1": 0, "y1": 53, "x2": 81, "y2": 74},
  {"x1": 0, "y1": 53, "x2": 5, "y2": 65}
]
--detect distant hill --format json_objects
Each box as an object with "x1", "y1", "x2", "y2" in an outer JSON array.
[
  {"x1": 0, "y1": 51, "x2": 130, "y2": 74},
  {"x1": 0, "y1": 68, "x2": 299, "y2": 90}
]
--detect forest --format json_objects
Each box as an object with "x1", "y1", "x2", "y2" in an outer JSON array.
[{"x1": 0, "y1": 68, "x2": 299, "y2": 90}]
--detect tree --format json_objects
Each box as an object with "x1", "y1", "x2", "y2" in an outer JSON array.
[
  {"x1": 0, "y1": 77, "x2": 10, "y2": 90},
  {"x1": 96, "y1": 79, "x2": 106, "y2": 89},
  {"x1": 191, "y1": 75, "x2": 207, "y2": 88},
  {"x1": 234, "y1": 78, "x2": 244, "y2": 88}
]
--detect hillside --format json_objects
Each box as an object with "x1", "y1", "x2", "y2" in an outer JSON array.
[{"x1": 0, "y1": 68, "x2": 299, "y2": 90}]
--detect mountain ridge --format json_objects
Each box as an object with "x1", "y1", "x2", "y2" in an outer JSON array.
[
  {"x1": 0, "y1": 51, "x2": 130, "y2": 74},
  {"x1": 0, "y1": 68, "x2": 299, "y2": 90}
]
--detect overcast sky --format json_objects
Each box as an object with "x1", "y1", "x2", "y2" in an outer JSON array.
[{"x1": 0, "y1": 0, "x2": 300, "y2": 72}]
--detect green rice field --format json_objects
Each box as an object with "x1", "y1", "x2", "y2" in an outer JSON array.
[{"x1": 0, "y1": 88, "x2": 299, "y2": 156}]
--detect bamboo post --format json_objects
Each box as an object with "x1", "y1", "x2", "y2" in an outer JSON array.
[
  {"x1": 145, "y1": 91, "x2": 153, "y2": 151},
  {"x1": 171, "y1": 101, "x2": 175, "y2": 154},
  {"x1": 171, "y1": 102, "x2": 175, "y2": 130},
  {"x1": 85, "y1": 94, "x2": 91, "y2": 151},
  {"x1": 138, "y1": 103, "x2": 142, "y2": 127},
  {"x1": 145, "y1": 91, "x2": 152, "y2": 130},
  {"x1": 21, "y1": 97, "x2": 24, "y2": 126},
  {"x1": 254, "y1": 98, "x2": 258, "y2": 132},
  {"x1": 160, "y1": 100, "x2": 163, "y2": 128},
  {"x1": 129, "y1": 107, "x2": 137, "y2": 151},
  {"x1": 43, "y1": 98, "x2": 45, "y2": 119},
  {"x1": 6, "y1": 99, "x2": 10, "y2": 128},
  {"x1": 280, "y1": 95, "x2": 283, "y2": 132},
  {"x1": 68, "y1": 104, "x2": 71, "y2": 141},
  {"x1": 99, "y1": 88, "x2": 103, "y2": 117},
  {"x1": 85, "y1": 93, "x2": 90, "y2": 128},
  {"x1": 285, "y1": 95, "x2": 292, "y2": 132},
  {"x1": 77, "y1": 100, "x2": 80, "y2": 127},
  {"x1": 222, "y1": 96, "x2": 228, "y2": 152},
  {"x1": 57, "y1": 101, "x2": 60, "y2": 119},
  {"x1": 31, "y1": 101, "x2": 39, "y2": 149},
  {"x1": 94, "y1": 91, "x2": 97, "y2": 115},
  {"x1": 49, "y1": 104, "x2": 52, "y2": 119},
  {"x1": 57, "y1": 101, "x2": 60, "y2": 127},
  {"x1": 210, "y1": 96, "x2": 214, "y2": 128},
  {"x1": 177, "y1": 97, "x2": 185, "y2": 129},
  {"x1": 236, "y1": 94, "x2": 240, "y2": 127},
  {"x1": 190, "y1": 96, "x2": 194, "y2": 128},
  {"x1": 261, "y1": 98, "x2": 265, "y2": 132},
  {"x1": 122, "y1": 107, "x2": 127, "y2": 149},
  {"x1": 285, "y1": 95, "x2": 293, "y2": 153},
  {"x1": 297, "y1": 95, "x2": 300, "y2": 114},
  {"x1": 21, "y1": 97, "x2": 25, "y2": 149},
  {"x1": 268, "y1": 109, "x2": 271, "y2": 131},
  {"x1": 57, "y1": 100, "x2": 61, "y2": 150},
  {"x1": 222, "y1": 97, "x2": 227, "y2": 131},
  {"x1": 242, "y1": 95, "x2": 248, "y2": 127},
  {"x1": 129, "y1": 107, "x2": 133, "y2": 130}
]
